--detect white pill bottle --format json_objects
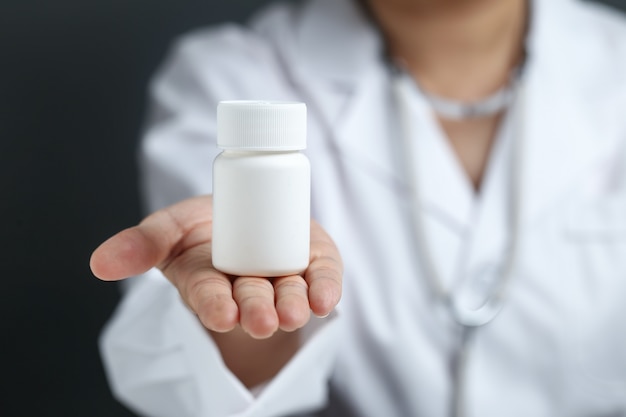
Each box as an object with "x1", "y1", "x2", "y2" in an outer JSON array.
[{"x1": 212, "y1": 101, "x2": 310, "y2": 277}]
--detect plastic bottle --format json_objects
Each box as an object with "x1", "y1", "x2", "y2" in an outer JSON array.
[{"x1": 212, "y1": 101, "x2": 310, "y2": 277}]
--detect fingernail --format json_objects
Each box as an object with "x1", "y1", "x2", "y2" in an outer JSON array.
[{"x1": 312, "y1": 310, "x2": 330, "y2": 319}]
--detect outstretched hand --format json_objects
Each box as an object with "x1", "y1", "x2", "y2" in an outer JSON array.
[{"x1": 90, "y1": 195, "x2": 343, "y2": 339}]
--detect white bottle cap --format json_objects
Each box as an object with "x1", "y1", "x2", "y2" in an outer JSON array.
[{"x1": 217, "y1": 101, "x2": 307, "y2": 150}]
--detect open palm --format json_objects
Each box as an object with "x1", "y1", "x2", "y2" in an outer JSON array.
[{"x1": 90, "y1": 195, "x2": 343, "y2": 339}]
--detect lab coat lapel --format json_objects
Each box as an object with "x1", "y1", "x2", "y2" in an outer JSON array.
[
  {"x1": 287, "y1": 0, "x2": 381, "y2": 122},
  {"x1": 408, "y1": 90, "x2": 477, "y2": 232},
  {"x1": 287, "y1": 0, "x2": 411, "y2": 191}
]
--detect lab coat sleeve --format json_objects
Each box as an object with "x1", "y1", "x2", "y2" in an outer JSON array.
[{"x1": 99, "y1": 24, "x2": 340, "y2": 417}]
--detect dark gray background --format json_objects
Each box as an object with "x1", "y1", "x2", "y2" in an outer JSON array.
[{"x1": 1, "y1": 0, "x2": 624, "y2": 416}]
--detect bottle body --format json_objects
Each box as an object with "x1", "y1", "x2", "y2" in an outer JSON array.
[{"x1": 212, "y1": 150, "x2": 310, "y2": 277}]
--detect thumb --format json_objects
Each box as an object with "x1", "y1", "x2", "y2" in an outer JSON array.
[
  {"x1": 90, "y1": 195, "x2": 213, "y2": 281},
  {"x1": 90, "y1": 226, "x2": 162, "y2": 281}
]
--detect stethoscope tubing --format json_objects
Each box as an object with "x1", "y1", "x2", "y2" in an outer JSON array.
[{"x1": 392, "y1": 67, "x2": 526, "y2": 417}]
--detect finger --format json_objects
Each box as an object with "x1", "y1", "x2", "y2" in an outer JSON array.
[
  {"x1": 164, "y1": 245, "x2": 239, "y2": 333},
  {"x1": 274, "y1": 276, "x2": 311, "y2": 332},
  {"x1": 306, "y1": 221, "x2": 343, "y2": 317},
  {"x1": 233, "y1": 277, "x2": 279, "y2": 339},
  {"x1": 90, "y1": 196, "x2": 212, "y2": 280}
]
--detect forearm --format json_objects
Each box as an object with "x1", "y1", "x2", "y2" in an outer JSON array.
[{"x1": 210, "y1": 327, "x2": 301, "y2": 388}]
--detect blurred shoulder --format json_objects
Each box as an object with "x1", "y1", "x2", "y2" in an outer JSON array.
[
  {"x1": 574, "y1": 0, "x2": 626, "y2": 59},
  {"x1": 145, "y1": 1, "x2": 301, "y2": 101},
  {"x1": 576, "y1": 0, "x2": 626, "y2": 33},
  {"x1": 168, "y1": 2, "x2": 299, "y2": 75},
  {"x1": 563, "y1": 1, "x2": 626, "y2": 105},
  {"x1": 574, "y1": 2, "x2": 626, "y2": 145}
]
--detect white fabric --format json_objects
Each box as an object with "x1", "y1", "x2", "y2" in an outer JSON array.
[{"x1": 100, "y1": 0, "x2": 626, "y2": 415}]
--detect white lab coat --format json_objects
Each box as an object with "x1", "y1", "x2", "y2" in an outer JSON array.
[{"x1": 100, "y1": 0, "x2": 626, "y2": 415}]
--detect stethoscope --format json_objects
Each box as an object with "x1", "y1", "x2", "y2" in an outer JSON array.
[
  {"x1": 391, "y1": 64, "x2": 526, "y2": 417},
  {"x1": 294, "y1": 50, "x2": 526, "y2": 416}
]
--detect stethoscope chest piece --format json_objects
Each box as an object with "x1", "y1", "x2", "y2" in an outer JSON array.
[{"x1": 446, "y1": 294, "x2": 505, "y2": 328}]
